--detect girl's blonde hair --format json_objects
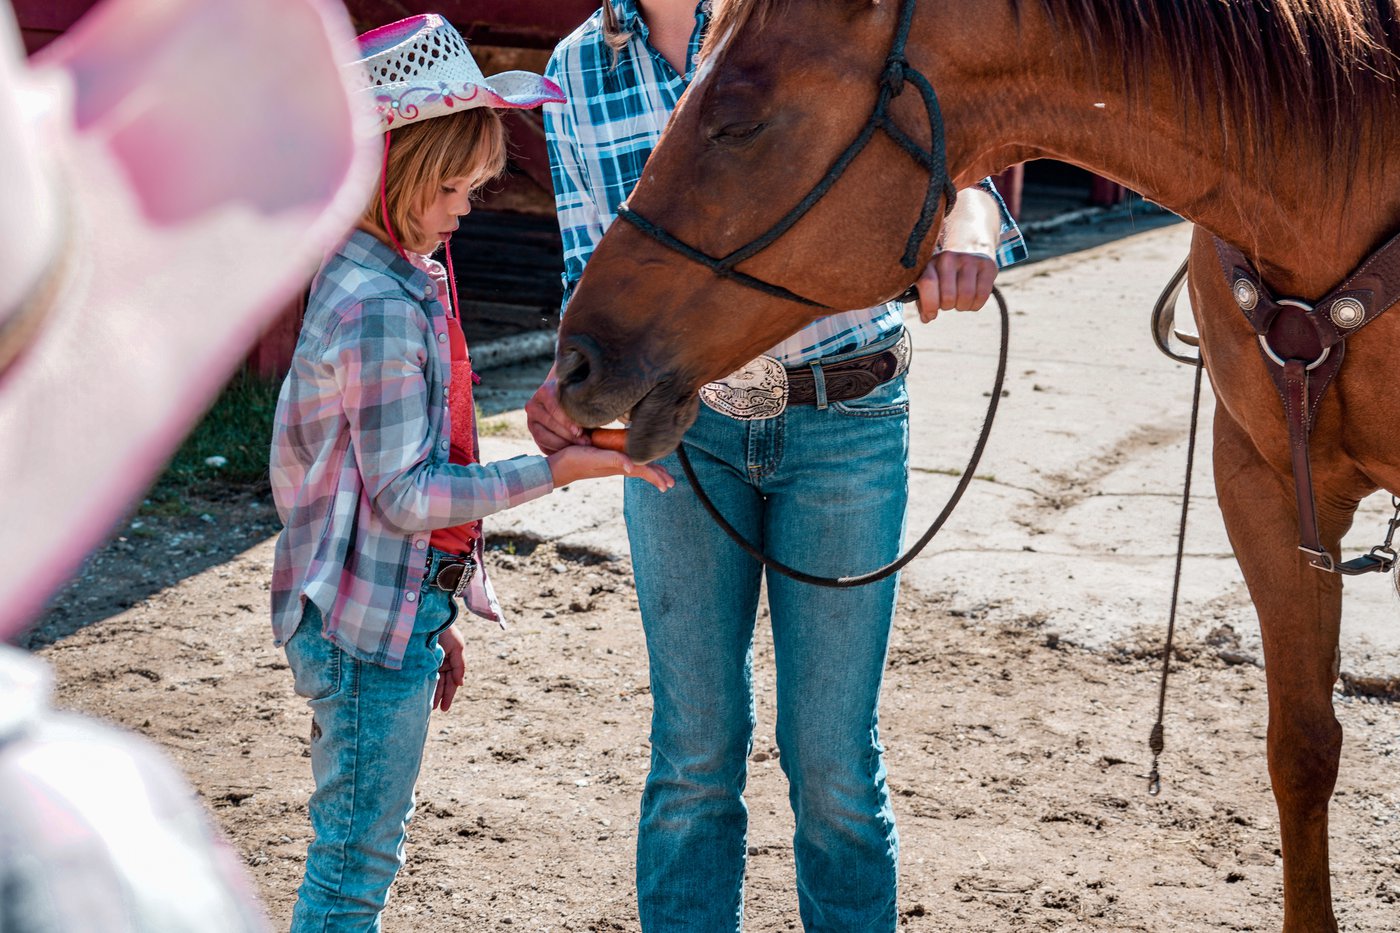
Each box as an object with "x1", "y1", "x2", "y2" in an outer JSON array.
[{"x1": 361, "y1": 108, "x2": 507, "y2": 251}]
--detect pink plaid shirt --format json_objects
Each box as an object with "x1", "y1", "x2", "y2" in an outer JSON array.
[{"x1": 270, "y1": 230, "x2": 555, "y2": 669}]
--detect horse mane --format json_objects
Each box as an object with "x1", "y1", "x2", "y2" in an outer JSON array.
[
  {"x1": 705, "y1": 0, "x2": 1400, "y2": 168},
  {"x1": 1017, "y1": 0, "x2": 1400, "y2": 163},
  {"x1": 702, "y1": 0, "x2": 789, "y2": 60}
]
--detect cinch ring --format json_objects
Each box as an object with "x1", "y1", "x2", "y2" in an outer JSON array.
[
  {"x1": 1257, "y1": 336, "x2": 1330, "y2": 371},
  {"x1": 1257, "y1": 298, "x2": 1331, "y2": 371}
]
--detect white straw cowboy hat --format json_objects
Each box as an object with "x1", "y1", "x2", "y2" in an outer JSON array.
[
  {"x1": 354, "y1": 14, "x2": 564, "y2": 133},
  {"x1": 0, "y1": 0, "x2": 377, "y2": 636}
]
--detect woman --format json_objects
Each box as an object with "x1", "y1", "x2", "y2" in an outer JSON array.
[{"x1": 528, "y1": 2, "x2": 1027, "y2": 928}]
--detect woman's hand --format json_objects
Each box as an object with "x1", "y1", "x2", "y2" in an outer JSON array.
[
  {"x1": 547, "y1": 444, "x2": 674, "y2": 492},
  {"x1": 526, "y1": 365, "x2": 587, "y2": 454},
  {"x1": 912, "y1": 184, "x2": 1002, "y2": 321},
  {"x1": 913, "y1": 250, "x2": 998, "y2": 321},
  {"x1": 433, "y1": 623, "x2": 466, "y2": 712}
]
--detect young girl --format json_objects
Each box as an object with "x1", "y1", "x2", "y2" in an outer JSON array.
[{"x1": 269, "y1": 15, "x2": 672, "y2": 930}]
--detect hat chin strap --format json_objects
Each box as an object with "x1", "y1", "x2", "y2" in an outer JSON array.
[{"x1": 379, "y1": 132, "x2": 410, "y2": 260}]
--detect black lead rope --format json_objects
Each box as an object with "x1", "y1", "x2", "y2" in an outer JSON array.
[
  {"x1": 1146, "y1": 356, "x2": 1206, "y2": 795},
  {"x1": 674, "y1": 287, "x2": 1010, "y2": 589},
  {"x1": 616, "y1": 0, "x2": 955, "y2": 309}
]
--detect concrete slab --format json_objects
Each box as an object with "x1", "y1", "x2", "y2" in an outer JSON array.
[{"x1": 479, "y1": 222, "x2": 1400, "y2": 679}]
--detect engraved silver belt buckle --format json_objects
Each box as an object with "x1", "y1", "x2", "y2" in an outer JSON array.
[{"x1": 698, "y1": 355, "x2": 788, "y2": 420}]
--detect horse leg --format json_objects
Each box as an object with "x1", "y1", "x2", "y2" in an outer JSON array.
[{"x1": 1211, "y1": 405, "x2": 1365, "y2": 933}]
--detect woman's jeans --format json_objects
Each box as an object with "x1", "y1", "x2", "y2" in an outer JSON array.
[
  {"x1": 625, "y1": 366, "x2": 910, "y2": 933},
  {"x1": 284, "y1": 550, "x2": 458, "y2": 933}
]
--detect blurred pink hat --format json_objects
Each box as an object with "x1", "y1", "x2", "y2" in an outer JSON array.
[
  {"x1": 0, "y1": 0, "x2": 378, "y2": 636},
  {"x1": 354, "y1": 14, "x2": 564, "y2": 134}
]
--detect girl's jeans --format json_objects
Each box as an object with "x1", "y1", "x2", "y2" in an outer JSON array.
[
  {"x1": 285, "y1": 550, "x2": 458, "y2": 933},
  {"x1": 625, "y1": 369, "x2": 910, "y2": 933}
]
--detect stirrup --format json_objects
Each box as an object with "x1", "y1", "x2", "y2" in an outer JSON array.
[{"x1": 1151, "y1": 258, "x2": 1202, "y2": 366}]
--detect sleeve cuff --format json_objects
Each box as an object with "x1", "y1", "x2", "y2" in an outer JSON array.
[
  {"x1": 560, "y1": 276, "x2": 577, "y2": 315},
  {"x1": 504, "y1": 454, "x2": 556, "y2": 507}
]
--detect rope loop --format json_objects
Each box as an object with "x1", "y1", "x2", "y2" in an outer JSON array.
[{"x1": 674, "y1": 288, "x2": 1011, "y2": 589}]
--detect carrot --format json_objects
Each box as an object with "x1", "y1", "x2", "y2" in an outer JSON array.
[{"x1": 589, "y1": 427, "x2": 629, "y2": 452}]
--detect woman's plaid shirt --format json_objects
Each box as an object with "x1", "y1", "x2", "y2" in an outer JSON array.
[
  {"x1": 269, "y1": 231, "x2": 554, "y2": 670},
  {"x1": 544, "y1": 0, "x2": 1028, "y2": 366}
]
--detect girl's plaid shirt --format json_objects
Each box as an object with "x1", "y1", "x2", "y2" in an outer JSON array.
[
  {"x1": 543, "y1": 0, "x2": 1028, "y2": 367},
  {"x1": 269, "y1": 231, "x2": 554, "y2": 670}
]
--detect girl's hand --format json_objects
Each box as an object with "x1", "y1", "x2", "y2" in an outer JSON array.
[
  {"x1": 434, "y1": 623, "x2": 466, "y2": 713},
  {"x1": 547, "y1": 444, "x2": 675, "y2": 492}
]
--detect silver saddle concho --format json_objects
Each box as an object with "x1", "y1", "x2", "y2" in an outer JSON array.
[{"x1": 698, "y1": 355, "x2": 789, "y2": 420}]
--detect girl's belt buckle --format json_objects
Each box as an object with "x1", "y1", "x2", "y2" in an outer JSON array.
[{"x1": 433, "y1": 558, "x2": 476, "y2": 598}]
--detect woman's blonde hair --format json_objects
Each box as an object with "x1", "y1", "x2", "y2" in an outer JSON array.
[
  {"x1": 361, "y1": 108, "x2": 507, "y2": 251},
  {"x1": 600, "y1": 1, "x2": 631, "y2": 53}
]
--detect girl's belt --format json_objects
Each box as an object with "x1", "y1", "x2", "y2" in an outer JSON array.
[{"x1": 429, "y1": 557, "x2": 475, "y2": 597}]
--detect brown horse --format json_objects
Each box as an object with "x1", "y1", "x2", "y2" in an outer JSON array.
[{"x1": 553, "y1": 1, "x2": 1400, "y2": 930}]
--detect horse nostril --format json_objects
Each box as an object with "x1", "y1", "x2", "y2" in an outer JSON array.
[
  {"x1": 557, "y1": 348, "x2": 590, "y2": 387},
  {"x1": 556, "y1": 336, "x2": 601, "y2": 389}
]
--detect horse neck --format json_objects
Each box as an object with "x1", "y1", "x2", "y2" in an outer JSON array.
[{"x1": 920, "y1": 2, "x2": 1400, "y2": 298}]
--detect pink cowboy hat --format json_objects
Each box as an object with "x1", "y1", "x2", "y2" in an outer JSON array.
[
  {"x1": 354, "y1": 14, "x2": 564, "y2": 134},
  {"x1": 0, "y1": 0, "x2": 378, "y2": 636}
]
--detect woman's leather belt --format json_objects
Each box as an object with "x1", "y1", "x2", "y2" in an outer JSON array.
[{"x1": 786, "y1": 329, "x2": 911, "y2": 405}]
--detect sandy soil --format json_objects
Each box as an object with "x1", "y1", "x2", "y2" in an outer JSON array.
[{"x1": 30, "y1": 496, "x2": 1400, "y2": 933}]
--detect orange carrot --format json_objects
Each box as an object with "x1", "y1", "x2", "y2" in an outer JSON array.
[{"x1": 589, "y1": 427, "x2": 629, "y2": 452}]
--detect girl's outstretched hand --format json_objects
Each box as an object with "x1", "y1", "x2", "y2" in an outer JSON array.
[{"x1": 547, "y1": 444, "x2": 674, "y2": 492}]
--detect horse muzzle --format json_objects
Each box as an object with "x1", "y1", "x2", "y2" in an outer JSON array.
[{"x1": 555, "y1": 333, "x2": 700, "y2": 462}]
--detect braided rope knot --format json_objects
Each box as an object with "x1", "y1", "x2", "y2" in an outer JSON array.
[{"x1": 881, "y1": 58, "x2": 907, "y2": 96}]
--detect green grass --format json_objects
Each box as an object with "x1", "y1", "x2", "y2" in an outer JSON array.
[
  {"x1": 148, "y1": 373, "x2": 281, "y2": 503},
  {"x1": 478, "y1": 415, "x2": 515, "y2": 437}
]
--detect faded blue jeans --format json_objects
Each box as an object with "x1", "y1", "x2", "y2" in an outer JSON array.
[
  {"x1": 626, "y1": 353, "x2": 909, "y2": 933},
  {"x1": 285, "y1": 550, "x2": 458, "y2": 933}
]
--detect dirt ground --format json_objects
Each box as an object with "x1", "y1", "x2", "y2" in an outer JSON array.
[{"x1": 29, "y1": 493, "x2": 1400, "y2": 932}]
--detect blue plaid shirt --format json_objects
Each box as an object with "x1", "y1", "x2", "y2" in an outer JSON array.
[{"x1": 544, "y1": 0, "x2": 1027, "y2": 366}]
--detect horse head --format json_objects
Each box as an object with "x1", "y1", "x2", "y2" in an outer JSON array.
[{"x1": 556, "y1": 0, "x2": 964, "y2": 461}]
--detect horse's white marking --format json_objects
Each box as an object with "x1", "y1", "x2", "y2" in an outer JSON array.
[
  {"x1": 1093, "y1": 102, "x2": 1107, "y2": 109},
  {"x1": 692, "y1": 24, "x2": 736, "y2": 90}
]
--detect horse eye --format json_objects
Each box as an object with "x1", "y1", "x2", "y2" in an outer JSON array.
[{"x1": 711, "y1": 121, "x2": 766, "y2": 144}]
